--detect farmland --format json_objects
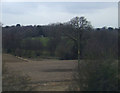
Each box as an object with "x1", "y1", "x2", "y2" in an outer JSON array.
[{"x1": 3, "y1": 53, "x2": 77, "y2": 91}]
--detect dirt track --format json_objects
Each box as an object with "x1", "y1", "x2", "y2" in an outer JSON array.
[{"x1": 3, "y1": 54, "x2": 78, "y2": 91}]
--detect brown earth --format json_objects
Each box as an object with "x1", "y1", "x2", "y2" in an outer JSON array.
[{"x1": 3, "y1": 54, "x2": 78, "y2": 91}]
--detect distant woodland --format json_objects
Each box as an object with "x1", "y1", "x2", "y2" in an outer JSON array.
[{"x1": 2, "y1": 17, "x2": 119, "y2": 60}]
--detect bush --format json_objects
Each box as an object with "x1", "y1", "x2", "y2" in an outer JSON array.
[
  {"x1": 69, "y1": 59, "x2": 118, "y2": 91},
  {"x1": 55, "y1": 38, "x2": 77, "y2": 60}
]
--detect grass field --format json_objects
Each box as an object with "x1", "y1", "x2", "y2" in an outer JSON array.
[
  {"x1": 32, "y1": 37, "x2": 50, "y2": 47},
  {"x1": 3, "y1": 53, "x2": 77, "y2": 91}
]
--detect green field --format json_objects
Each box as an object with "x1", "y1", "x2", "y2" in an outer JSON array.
[{"x1": 31, "y1": 37, "x2": 50, "y2": 47}]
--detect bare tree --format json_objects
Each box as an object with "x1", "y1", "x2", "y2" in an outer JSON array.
[{"x1": 64, "y1": 16, "x2": 92, "y2": 69}]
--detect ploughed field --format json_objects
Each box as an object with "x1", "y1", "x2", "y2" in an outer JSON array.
[{"x1": 3, "y1": 54, "x2": 77, "y2": 91}]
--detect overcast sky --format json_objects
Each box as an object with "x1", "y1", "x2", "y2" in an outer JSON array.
[{"x1": 2, "y1": 2, "x2": 118, "y2": 28}]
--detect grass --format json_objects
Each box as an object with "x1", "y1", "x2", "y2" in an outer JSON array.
[
  {"x1": 32, "y1": 37, "x2": 50, "y2": 47},
  {"x1": 2, "y1": 53, "x2": 27, "y2": 63},
  {"x1": 3, "y1": 53, "x2": 77, "y2": 91}
]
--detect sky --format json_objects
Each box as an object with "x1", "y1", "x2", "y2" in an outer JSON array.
[{"x1": 1, "y1": 2, "x2": 118, "y2": 28}]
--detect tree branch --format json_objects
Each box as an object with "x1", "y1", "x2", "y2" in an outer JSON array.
[{"x1": 62, "y1": 31, "x2": 77, "y2": 43}]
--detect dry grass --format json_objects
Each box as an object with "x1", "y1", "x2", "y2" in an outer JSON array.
[
  {"x1": 3, "y1": 53, "x2": 77, "y2": 91},
  {"x1": 3, "y1": 54, "x2": 27, "y2": 63}
]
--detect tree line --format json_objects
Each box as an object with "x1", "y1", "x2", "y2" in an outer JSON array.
[{"x1": 2, "y1": 17, "x2": 119, "y2": 60}]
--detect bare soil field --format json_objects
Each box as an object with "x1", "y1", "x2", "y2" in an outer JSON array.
[{"x1": 3, "y1": 54, "x2": 78, "y2": 91}]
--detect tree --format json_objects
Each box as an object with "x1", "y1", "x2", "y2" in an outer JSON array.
[
  {"x1": 64, "y1": 16, "x2": 92, "y2": 69},
  {"x1": 16, "y1": 24, "x2": 21, "y2": 27},
  {"x1": 69, "y1": 60, "x2": 118, "y2": 91}
]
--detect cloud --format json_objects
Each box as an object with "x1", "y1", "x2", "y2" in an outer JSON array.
[
  {"x1": 2, "y1": 2, "x2": 118, "y2": 27},
  {"x1": 2, "y1": 2, "x2": 40, "y2": 15},
  {"x1": 2, "y1": 0, "x2": 119, "y2": 2},
  {"x1": 86, "y1": 6, "x2": 118, "y2": 28}
]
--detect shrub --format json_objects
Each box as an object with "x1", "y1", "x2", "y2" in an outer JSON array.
[
  {"x1": 55, "y1": 38, "x2": 77, "y2": 60},
  {"x1": 69, "y1": 59, "x2": 118, "y2": 91}
]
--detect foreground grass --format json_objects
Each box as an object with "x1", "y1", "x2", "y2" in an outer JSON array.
[
  {"x1": 2, "y1": 63, "x2": 33, "y2": 91},
  {"x1": 2, "y1": 53, "x2": 77, "y2": 91}
]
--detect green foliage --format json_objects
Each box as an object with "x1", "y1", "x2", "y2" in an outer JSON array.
[
  {"x1": 47, "y1": 37, "x2": 61, "y2": 56},
  {"x1": 69, "y1": 60, "x2": 118, "y2": 91},
  {"x1": 39, "y1": 37, "x2": 50, "y2": 47},
  {"x1": 31, "y1": 37, "x2": 50, "y2": 47},
  {"x1": 55, "y1": 38, "x2": 77, "y2": 60}
]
